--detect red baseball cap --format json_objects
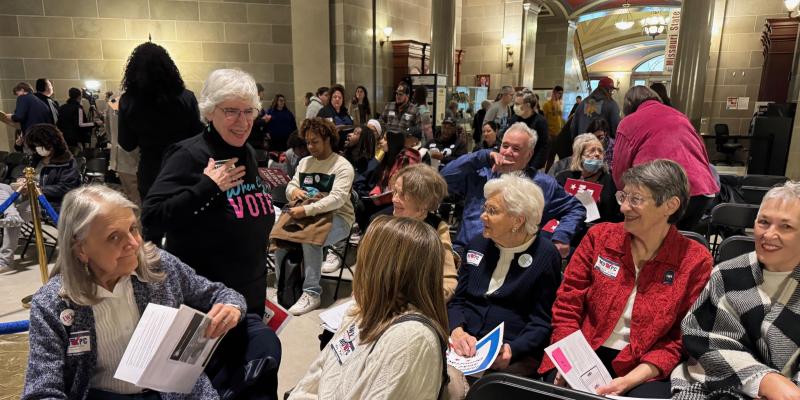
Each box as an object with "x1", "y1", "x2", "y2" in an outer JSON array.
[{"x1": 598, "y1": 77, "x2": 618, "y2": 90}]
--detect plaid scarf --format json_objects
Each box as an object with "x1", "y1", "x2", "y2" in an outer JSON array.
[{"x1": 671, "y1": 252, "x2": 800, "y2": 399}]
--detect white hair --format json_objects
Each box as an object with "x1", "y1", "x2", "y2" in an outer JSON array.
[
  {"x1": 483, "y1": 173, "x2": 545, "y2": 235},
  {"x1": 760, "y1": 180, "x2": 800, "y2": 213},
  {"x1": 504, "y1": 121, "x2": 538, "y2": 150},
  {"x1": 198, "y1": 69, "x2": 261, "y2": 122},
  {"x1": 53, "y1": 185, "x2": 163, "y2": 306}
]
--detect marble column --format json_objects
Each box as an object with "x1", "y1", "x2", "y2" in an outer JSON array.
[
  {"x1": 669, "y1": 0, "x2": 715, "y2": 129},
  {"x1": 430, "y1": 0, "x2": 456, "y2": 85},
  {"x1": 519, "y1": 2, "x2": 542, "y2": 88}
]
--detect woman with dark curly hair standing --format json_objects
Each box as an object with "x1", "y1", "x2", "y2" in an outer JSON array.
[{"x1": 117, "y1": 42, "x2": 204, "y2": 218}]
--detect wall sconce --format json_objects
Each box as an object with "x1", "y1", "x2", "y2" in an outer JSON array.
[
  {"x1": 380, "y1": 26, "x2": 393, "y2": 46},
  {"x1": 501, "y1": 37, "x2": 518, "y2": 69}
]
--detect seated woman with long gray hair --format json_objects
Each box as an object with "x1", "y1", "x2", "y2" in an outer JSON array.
[{"x1": 21, "y1": 185, "x2": 272, "y2": 400}]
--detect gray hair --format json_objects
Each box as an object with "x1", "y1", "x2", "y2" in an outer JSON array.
[
  {"x1": 53, "y1": 185, "x2": 164, "y2": 306},
  {"x1": 621, "y1": 159, "x2": 689, "y2": 224},
  {"x1": 198, "y1": 68, "x2": 261, "y2": 122},
  {"x1": 760, "y1": 180, "x2": 800, "y2": 213},
  {"x1": 500, "y1": 85, "x2": 514, "y2": 95},
  {"x1": 484, "y1": 173, "x2": 545, "y2": 235},
  {"x1": 623, "y1": 85, "x2": 662, "y2": 115},
  {"x1": 504, "y1": 121, "x2": 538, "y2": 151},
  {"x1": 570, "y1": 133, "x2": 605, "y2": 172}
]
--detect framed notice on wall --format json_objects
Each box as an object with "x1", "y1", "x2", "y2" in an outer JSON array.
[{"x1": 476, "y1": 74, "x2": 490, "y2": 90}]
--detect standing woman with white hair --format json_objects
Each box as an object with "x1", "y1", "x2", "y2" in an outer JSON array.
[
  {"x1": 448, "y1": 174, "x2": 562, "y2": 390},
  {"x1": 142, "y1": 69, "x2": 280, "y2": 398}
]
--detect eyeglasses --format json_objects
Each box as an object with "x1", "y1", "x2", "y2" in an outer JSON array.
[
  {"x1": 215, "y1": 106, "x2": 257, "y2": 120},
  {"x1": 615, "y1": 191, "x2": 652, "y2": 207},
  {"x1": 582, "y1": 148, "x2": 603, "y2": 158},
  {"x1": 481, "y1": 204, "x2": 502, "y2": 216},
  {"x1": 395, "y1": 91, "x2": 407, "y2": 96}
]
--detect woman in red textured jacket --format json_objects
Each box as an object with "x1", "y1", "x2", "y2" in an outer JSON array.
[
  {"x1": 612, "y1": 86, "x2": 719, "y2": 232},
  {"x1": 539, "y1": 160, "x2": 713, "y2": 398}
]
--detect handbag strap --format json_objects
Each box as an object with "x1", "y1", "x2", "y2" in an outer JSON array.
[{"x1": 368, "y1": 313, "x2": 449, "y2": 399}]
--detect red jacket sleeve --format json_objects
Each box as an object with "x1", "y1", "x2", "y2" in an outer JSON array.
[
  {"x1": 538, "y1": 225, "x2": 599, "y2": 374},
  {"x1": 638, "y1": 247, "x2": 712, "y2": 380}
]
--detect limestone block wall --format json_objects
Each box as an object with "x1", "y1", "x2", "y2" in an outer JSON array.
[
  {"x1": 532, "y1": 19, "x2": 568, "y2": 89},
  {"x1": 0, "y1": 0, "x2": 294, "y2": 150}
]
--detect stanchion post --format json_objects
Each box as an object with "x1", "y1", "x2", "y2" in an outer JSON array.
[{"x1": 21, "y1": 167, "x2": 50, "y2": 308}]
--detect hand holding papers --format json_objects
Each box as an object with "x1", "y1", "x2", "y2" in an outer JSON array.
[
  {"x1": 544, "y1": 330, "x2": 612, "y2": 394},
  {"x1": 447, "y1": 323, "x2": 504, "y2": 376},
  {"x1": 564, "y1": 178, "x2": 602, "y2": 223},
  {"x1": 263, "y1": 298, "x2": 292, "y2": 334},
  {"x1": 114, "y1": 304, "x2": 224, "y2": 393}
]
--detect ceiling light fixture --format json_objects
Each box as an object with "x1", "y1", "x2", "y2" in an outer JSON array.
[
  {"x1": 641, "y1": 13, "x2": 668, "y2": 39},
  {"x1": 614, "y1": 2, "x2": 634, "y2": 30}
]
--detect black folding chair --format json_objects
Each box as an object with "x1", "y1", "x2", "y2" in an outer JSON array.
[
  {"x1": 321, "y1": 190, "x2": 363, "y2": 301},
  {"x1": 706, "y1": 203, "x2": 759, "y2": 256},
  {"x1": 741, "y1": 174, "x2": 788, "y2": 188},
  {"x1": 680, "y1": 230, "x2": 709, "y2": 249},
  {"x1": 84, "y1": 158, "x2": 109, "y2": 183},
  {"x1": 467, "y1": 373, "x2": 605, "y2": 400},
  {"x1": 716, "y1": 235, "x2": 755, "y2": 264}
]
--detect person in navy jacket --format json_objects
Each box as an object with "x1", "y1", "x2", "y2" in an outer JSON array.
[
  {"x1": 448, "y1": 174, "x2": 562, "y2": 379},
  {"x1": 441, "y1": 122, "x2": 585, "y2": 259}
]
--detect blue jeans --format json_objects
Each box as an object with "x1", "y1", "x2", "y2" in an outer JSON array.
[{"x1": 274, "y1": 214, "x2": 351, "y2": 297}]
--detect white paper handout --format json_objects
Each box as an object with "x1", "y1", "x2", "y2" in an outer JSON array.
[
  {"x1": 447, "y1": 323, "x2": 504, "y2": 376},
  {"x1": 575, "y1": 190, "x2": 601, "y2": 223},
  {"x1": 114, "y1": 304, "x2": 224, "y2": 393},
  {"x1": 319, "y1": 299, "x2": 355, "y2": 333},
  {"x1": 544, "y1": 330, "x2": 612, "y2": 394}
]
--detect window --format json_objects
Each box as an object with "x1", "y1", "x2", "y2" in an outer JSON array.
[
  {"x1": 589, "y1": 79, "x2": 600, "y2": 91},
  {"x1": 634, "y1": 55, "x2": 665, "y2": 73},
  {"x1": 634, "y1": 79, "x2": 646, "y2": 87}
]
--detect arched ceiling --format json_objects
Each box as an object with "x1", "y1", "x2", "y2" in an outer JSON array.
[
  {"x1": 586, "y1": 41, "x2": 664, "y2": 71},
  {"x1": 548, "y1": 0, "x2": 681, "y2": 18}
]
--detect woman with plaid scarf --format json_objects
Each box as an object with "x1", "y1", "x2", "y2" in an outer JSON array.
[{"x1": 672, "y1": 181, "x2": 800, "y2": 400}]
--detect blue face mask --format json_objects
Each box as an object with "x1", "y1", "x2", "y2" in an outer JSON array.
[{"x1": 582, "y1": 158, "x2": 603, "y2": 173}]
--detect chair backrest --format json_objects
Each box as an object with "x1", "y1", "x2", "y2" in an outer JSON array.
[
  {"x1": 714, "y1": 123, "x2": 730, "y2": 147},
  {"x1": 85, "y1": 157, "x2": 108, "y2": 173},
  {"x1": 741, "y1": 174, "x2": 788, "y2": 188},
  {"x1": 0, "y1": 150, "x2": 9, "y2": 164},
  {"x1": 270, "y1": 184, "x2": 288, "y2": 208},
  {"x1": 680, "y1": 230, "x2": 709, "y2": 249},
  {"x1": 710, "y1": 203, "x2": 759, "y2": 230},
  {"x1": 5, "y1": 152, "x2": 28, "y2": 167},
  {"x1": 740, "y1": 185, "x2": 770, "y2": 205},
  {"x1": 466, "y1": 373, "x2": 605, "y2": 400},
  {"x1": 716, "y1": 235, "x2": 755, "y2": 264}
]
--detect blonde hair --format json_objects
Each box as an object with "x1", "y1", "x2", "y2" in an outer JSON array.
[
  {"x1": 484, "y1": 174, "x2": 545, "y2": 235},
  {"x1": 570, "y1": 133, "x2": 605, "y2": 172},
  {"x1": 352, "y1": 215, "x2": 449, "y2": 344},
  {"x1": 390, "y1": 163, "x2": 448, "y2": 214},
  {"x1": 53, "y1": 185, "x2": 164, "y2": 306}
]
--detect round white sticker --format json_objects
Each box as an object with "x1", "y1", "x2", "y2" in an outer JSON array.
[
  {"x1": 518, "y1": 254, "x2": 533, "y2": 268},
  {"x1": 314, "y1": 175, "x2": 320, "y2": 183},
  {"x1": 60, "y1": 309, "x2": 75, "y2": 326}
]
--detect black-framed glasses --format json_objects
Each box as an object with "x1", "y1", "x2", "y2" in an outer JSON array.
[
  {"x1": 215, "y1": 106, "x2": 257, "y2": 120},
  {"x1": 615, "y1": 191, "x2": 652, "y2": 207}
]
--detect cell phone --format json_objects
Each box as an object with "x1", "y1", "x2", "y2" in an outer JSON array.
[{"x1": 214, "y1": 159, "x2": 233, "y2": 169}]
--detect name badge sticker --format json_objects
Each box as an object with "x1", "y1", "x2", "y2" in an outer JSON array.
[
  {"x1": 303, "y1": 176, "x2": 313, "y2": 185},
  {"x1": 466, "y1": 250, "x2": 484, "y2": 266},
  {"x1": 593, "y1": 256, "x2": 620, "y2": 279},
  {"x1": 388, "y1": 111, "x2": 396, "y2": 117},
  {"x1": 67, "y1": 331, "x2": 91, "y2": 355},
  {"x1": 331, "y1": 323, "x2": 359, "y2": 365}
]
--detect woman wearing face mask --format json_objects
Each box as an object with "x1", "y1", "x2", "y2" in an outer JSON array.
[
  {"x1": 509, "y1": 93, "x2": 548, "y2": 170},
  {"x1": 0, "y1": 124, "x2": 80, "y2": 273},
  {"x1": 556, "y1": 133, "x2": 622, "y2": 224}
]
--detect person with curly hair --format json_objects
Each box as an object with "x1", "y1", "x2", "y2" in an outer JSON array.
[
  {"x1": 117, "y1": 42, "x2": 204, "y2": 213},
  {"x1": 0, "y1": 124, "x2": 80, "y2": 273}
]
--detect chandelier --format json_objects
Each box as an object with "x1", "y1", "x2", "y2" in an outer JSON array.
[
  {"x1": 641, "y1": 13, "x2": 668, "y2": 39},
  {"x1": 614, "y1": 2, "x2": 634, "y2": 30}
]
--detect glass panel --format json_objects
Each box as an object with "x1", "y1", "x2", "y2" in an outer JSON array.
[{"x1": 634, "y1": 55, "x2": 665, "y2": 72}]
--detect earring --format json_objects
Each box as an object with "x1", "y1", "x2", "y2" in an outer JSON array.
[
  {"x1": 83, "y1": 262, "x2": 90, "y2": 276},
  {"x1": 512, "y1": 226, "x2": 518, "y2": 233}
]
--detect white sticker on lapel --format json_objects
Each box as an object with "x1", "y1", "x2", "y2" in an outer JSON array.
[
  {"x1": 466, "y1": 251, "x2": 483, "y2": 266},
  {"x1": 594, "y1": 256, "x2": 620, "y2": 279},
  {"x1": 518, "y1": 254, "x2": 533, "y2": 268},
  {"x1": 303, "y1": 176, "x2": 313, "y2": 185},
  {"x1": 67, "y1": 331, "x2": 91, "y2": 355},
  {"x1": 60, "y1": 309, "x2": 74, "y2": 326}
]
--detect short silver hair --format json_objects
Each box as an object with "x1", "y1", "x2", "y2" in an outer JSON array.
[
  {"x1": 53, "y1": 185, "x2": 164, "y2": 306},
  {"x1": 483, "y1": 173, "x2": 545, "y2": 235},
  {"x1": 198, "y1": 69, "x2": 261, "y2": 122},
  {"x1": 621, "y1": 159, "x2": 689, "y2": 224},
  {"x1": 760, "y1": 180, "x2": 800, "y2": 213},
  {"x1": 570, "y1": 133, "x2": 605, "y2": 172},
  {"x1": 504, "y1": 121, "x2": 538, "y2": 151}
]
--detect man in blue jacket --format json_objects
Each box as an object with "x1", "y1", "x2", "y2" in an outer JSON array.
[
  {"x1": 3, "y1": 82, "x2": 52, "y2": 136},
  {"x1": 441, "y1": 122, "x2": 585, "y2": 258}
]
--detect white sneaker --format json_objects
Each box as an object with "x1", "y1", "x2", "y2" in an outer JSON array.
[
  {"x1": 266, "y1": 286, "x2": 278, "y2": 305},
  {"x1": 288, "y1": 292, "x2": 321, "y2": 316},
  {"x1": 321, "y1": 251, "x2": 342, "y2": 273}
]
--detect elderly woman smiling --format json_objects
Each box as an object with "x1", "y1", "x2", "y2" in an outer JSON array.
[
  {"x1": 448, "y1": 174, "x2": 562, "y2": 378},
  {"x1": 672, "y1": 181, "x2": 800, "y2": 400},
  {"x1": 22, "y1": 185, "x2": 244, "y2": 400},
  {"x1": 539, "y1": 159, "x2": 712, "y2": 398},
  {"x1": 391, "y1": 163, "x2": 458, "y2": 301}
]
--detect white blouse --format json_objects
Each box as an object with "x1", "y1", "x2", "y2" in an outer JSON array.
[
  {"x1": 89, "y1": 275, "x2": 143, "y2": 394},
  {"x1": 486, "y1": 236, "x2": 536, "y2": 294}
]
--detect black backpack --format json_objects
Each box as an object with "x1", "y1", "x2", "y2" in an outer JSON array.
[{"x1": 276, "y1": 247, "x2": 304, "y2": 309}]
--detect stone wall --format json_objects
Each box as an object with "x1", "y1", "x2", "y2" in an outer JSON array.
[{"x1": 0, "y1": 0, "x2": 294, "y2": 150}]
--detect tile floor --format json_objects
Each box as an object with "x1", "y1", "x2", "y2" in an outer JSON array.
[{"x1": 0, "y1": 251, "x2": 353, "y2": 398}]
